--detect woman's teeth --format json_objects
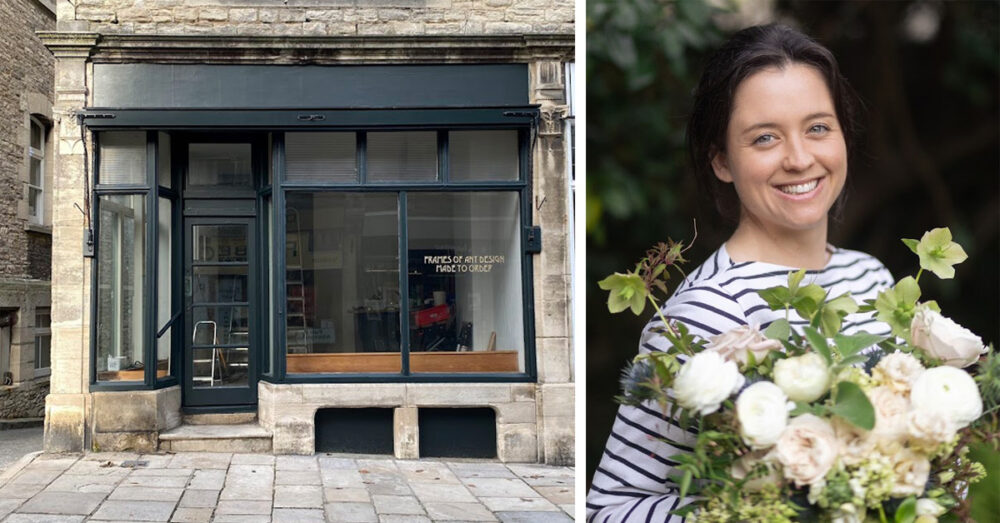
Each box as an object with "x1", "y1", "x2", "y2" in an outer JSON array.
[{"x1": 778, "y1": 179, "x2": 819, "y2": 195}]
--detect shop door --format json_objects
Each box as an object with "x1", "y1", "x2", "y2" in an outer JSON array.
[{"x1": 183, "y1": 217, "x2": 258, "y2": 407}]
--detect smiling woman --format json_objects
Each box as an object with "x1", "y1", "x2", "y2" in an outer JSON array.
[{"x1": 586, "y1": 24, "x2": 896, "y2": 521}]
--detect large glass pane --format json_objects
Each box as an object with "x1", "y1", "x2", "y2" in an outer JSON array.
[
  {"x1": 96, "y1": 194, "x2": 146, "y2": 381},
  {"x1": 286, "y1": 132, "x2": 357, "y2": 183},
  {"x1": 193, "y1": 266, "x2": 249, "y2": 303},
  {"x1": 99, "y1": 132, "x2": 146, "y2": 185},
  {"x1": 449, "y1": 130, "x2": 519, "y2": 182},
  {"x1": 192, "y1": 225, "x2": 248, "y2": 263},
  {"x1": 156, "y1": 197, "x2": 173, "y2": 379},
  {"x1": 29, "y1": 157, "x2": 42, "y2": 186},
  {"x1": 158, "y1": 132, "x2": 172, "y2": 189},
  {"x1": 30, "y1": 119, "x2": 42, "y2": 150},
  {"x1": 285, "y1": 193, "x2": 400, "y2": 373},
  {"x1": 407, "y1": 192, "x2": 524, "y2": 373},
  {"x1": 187, "y1": 143, "x2": 252, "y2": 189},
  {"x1": 192, "y1": 306, "x2": 250, "y2": 346},
  {"x1": 367, "y1": 132, "x2": 437, "y2": 183}
]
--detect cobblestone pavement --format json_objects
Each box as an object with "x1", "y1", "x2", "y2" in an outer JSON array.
[{"x1": 0, "y1": 452, "x2": 575, "y2": 522}]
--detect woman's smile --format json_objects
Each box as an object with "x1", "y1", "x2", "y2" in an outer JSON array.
[{"x1": 774, "y1": 175, "x2": 824, "y2": 199}]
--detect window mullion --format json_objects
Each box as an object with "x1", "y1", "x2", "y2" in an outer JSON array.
[
  {"x1": 399, "y1": 191, "x2": 410, "y2": 377},
  {"x1": 145, "y1": 131, "x2": 157, "y2": 387}
]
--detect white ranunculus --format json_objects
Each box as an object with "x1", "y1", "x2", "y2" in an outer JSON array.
[
  {"x1": 910, "y1": 366, "x2": 983, "y2": 429},
  {"x1": 906, "y1": 409, "x2": 957, "y2": 448},
  {"x1": 873, "y1": 352, "x2": 925, "y2": 395},
  {"x1": 673, "y1": 351, "x2": 745, "y2": 416},
  {"x1": 704, "y1": 324, "x2": 782, "y2": 365},
  {"x1": 737, "y1": 381, "x2": 792, "y2": 449},
  {"x1": 910, "y1": 308, "x2": 987, "y2": 368},
  {"x1": 774, "y1": 414, "x2": 840, "y2": 487},
  {"x1": 890, "y1": 448, "x2": 931, "y2": 497},
  {"x1": 868, "y1": 386, "x2": 910, "y2": 441},
  {"x1": 773, "y1": 353, "x2": 831, "y2": 403},
  {"x1": 916, "y1": 498, "x2": 946, "y2": 517}
]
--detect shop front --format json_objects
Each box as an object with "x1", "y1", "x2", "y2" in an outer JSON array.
[{"x1": 40, "y1": 35, "x2": 574, "y2": 463}]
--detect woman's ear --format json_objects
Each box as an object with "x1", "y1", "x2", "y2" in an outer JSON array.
[{"x1": 710, "y1": 149, "x2": 733, "y2": 183}]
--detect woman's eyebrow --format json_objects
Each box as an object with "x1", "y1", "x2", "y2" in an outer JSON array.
[{"x1": 740, "y1": 112, "x2": 836, "y2": 135}]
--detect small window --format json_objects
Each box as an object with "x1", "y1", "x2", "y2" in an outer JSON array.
[
  {"x1": 448, "y1": 131, "x2": 519, "y2": 182},
  {"x1": 98, "y1": 132, "x2": 147, "y2": 185},
  {"x1": 27, "y1": 117, "x2": 45, "y2": 224},
  {"x1": 286, "y1": 133, "x2": 357, "y2": 183},
  {"x1": 34, "y1": 307, "x2": 51, "y2": 371},
  {"x1": 367, "y1": 131, "x2": 438, "y2": 183}
]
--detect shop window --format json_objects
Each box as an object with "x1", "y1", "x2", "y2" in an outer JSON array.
[
  {"x1": 286, "y1": 132, "x2": 357, "y2": 183},
  {"x1": 407, "y1": 192, "x2": 524, "y2": 373},
  {"x1": 96, "y1": 194, "x2": 147, "y2": 381},
  {"x1": 448, "y1": 130, "x2": 519, "y2": 182},
  {"x1": 367, "y1": 131, "x2": 437, "y2": 183},
  {"x1": 34, "y1": 307, "x2": 51, "y2": 373},
  {"x1": 156, "y1": 196, "x2": 173, "y2": 380},
  {"x1": 187, "y1": 143, "x2": 252, "y2": 189},
  {"x1": 27, "y1": 117, "x2": 46, "y2": 224},
  {"x1": 98, "y1": 132, "x2": 146, "y2": 185}
]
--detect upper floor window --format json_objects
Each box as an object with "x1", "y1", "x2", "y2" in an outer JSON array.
[
  {"x1": 35, "y1": 307, "x2": 51, "y2": 373},
  {"x1": 27, "y1": 117, "x2": 45, "y2": 224}
]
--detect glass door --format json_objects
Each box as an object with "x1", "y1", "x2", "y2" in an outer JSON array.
[{"x1": 183, "y1": 217, "x2": 257, "y2": 407}]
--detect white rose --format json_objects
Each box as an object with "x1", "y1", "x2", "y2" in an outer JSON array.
[
  {"x1": 673, "y1": 351, "x2": 745, "y2": 416},
  {"x1": 832, "y1": 416, "x2": 875, "y2": 466},
  {"x1": 906, "y1": 409, "x2": 957, "y2": 449},
  {"x1": 873, "y1": 352, "x2": 925, "y2": 395},
  {"x1": 773, "y1": 353, "x2": 831, "y2": 402},
  {"x1": 737, "y1": 381, "x2": 793, "y2": 449},
  {"x1": 774, "y1": 414, "x2": 840, "y2": 487},
  {"x1": 705, "y1": 324, "x2": 781, "y2": 365},
  {"x1": 916, "y1": 498, "x2": 945, "y2": 517},
  {"x1": 868, "y1": 386, "x2": 910, "y2": 441},
  {"x1": 910, "y1": 366, "x2": 983, "y2": 429},
  {"x1": 890, "y1": 448, "x2": 931, "y2": 497},
  {"x1": 911, "y1": 308, "x2": 987, "y2": 368}
]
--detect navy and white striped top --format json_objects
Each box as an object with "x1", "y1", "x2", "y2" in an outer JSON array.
[{"x1": 586, "y1": 244, "x2": 895, "y2": 522}]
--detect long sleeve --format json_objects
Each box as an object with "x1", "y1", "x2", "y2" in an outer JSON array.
[{"x1": 586, "y1": 284, "x2": 745, "y2": 522}]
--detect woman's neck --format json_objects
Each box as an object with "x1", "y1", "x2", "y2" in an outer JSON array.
[{"x1": 725, "y1": 215, "x2": 831, "y2": 270}]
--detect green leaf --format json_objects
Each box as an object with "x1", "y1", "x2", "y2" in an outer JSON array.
[
  {"x1": 901, "y1": 238, "x2": 920, "y2": 255},
  {"x1": 790, "y1": 401, "x2": 827, "y2": 417},
  {"x1": 830, "y1": 381, "x2": 876, "y2": 431},
  {"x1": 874, "y1": 277, "x2": 922, "y2": 338},
  {"x1": 915, "y1": 227, "x2": 968, "y2": 279},
  {"x1": 803, "y1": 326, "x2": 832, "y2": 365},
  {"x1": 764, "y1": 319, "x2": 791, "y2": 342},
  {"x1": 758, "y1": 286, "x2": 792, "y2": 311},
  {"x1": 791, "y1": 284, "x2": 826, "y2": 320},
  {"x1": 679, "y1": 469, "x2": 693, "y2": 499},
  {"x1": 894, "y1": 496, "x2": 917, "y2": 523},
  {"x1": 817, "y1": 294, "x2": 859, "y2": 338},
  {"x1": 834, "y1": 332, "x2": 887, "y2": 358},
  {"x1": 788, "y1": 268, "x2": 806, "y2": 293},
  {"x1": 838, "y1": 354, "x2": 869, "y2": 367},
  {"x1": 895, "y1": 276, "x2": 921, "y2": 305}
]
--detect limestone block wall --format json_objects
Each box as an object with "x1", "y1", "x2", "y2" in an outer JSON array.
[
  {"x1": 0, "y1": 379, "x2": 49, "y2": 419},
  {"x1": 57, "y1": 0, "x2": 573, "y2": 37}
]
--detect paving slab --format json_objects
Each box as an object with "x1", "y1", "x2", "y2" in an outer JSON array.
[
  {"x1": 17, "y1": 491, "x2": 106, "y2": 515},
  {"x1": 411, "y1": 481, "x2": 477, "y2": 504},
  {"x1": 380, "y1": 515, "x2": 432, "y2": 523},
  {"x1": 274, "y1": 484, "x2": 324, "y2": 508},
  {"x1": 121, "y1": 474, "x2": 190, "y2": 488},
  {"x1": 276, "y1": 455, "x2": 319, "y2": 471},
  {"x1": 496, "y1": 511, "x2": 575, "y2": 523},
  {"x1": 325, "y1": 486, "x2": 371, "y2": 502},
  {"x1": 276, "y1": 468, "x2": 322, "y2": 485},
  {"x1": 0, "y1": 481, "x2": 46, "y2": 499},
  {"x1": 0, "y1": 499, "x2": 22, "y2": 519},
  {"x1": 214, "y1": 499, "x2": 272, "y2": 515},
  {"x1": 90, "y1": 500, "x2": 177, "y2": 521},
  {"x1": 212, "y1": 515, "x2": 271, "y2": 523},
  {"x1": 219, "y1": 464, "x2": 273, "y2": 501},
  {"x1": 462, "y1": 477, "x2": 540, "y2": 498},
  {"x1": 372, "y1": 494, "x2": 424, "y2": 515},
  {"x1": 170, "y1": 506, "x2": 213, "y2": 523},
  {"x1": 45, "y1": 473, "x2": 122, "y2": 494},
  {"x1": 535, "y1": 485, "x2": 574, "y2": 505},
  {"x1": 178, "y1": 489, "x2": 220, "y2": 508},
  {"x1": 272, "y1": 507, "x2": 325, "y2": 522},
  {"x1": 108, "y1": 486, "x2": 185, "y2": 502},
  {"x1": 187, "y1": 469, "x2": 226, "y2": 490},
  {"x1": 324, "y1": 502, "x2": 379, "y2": 522},
  {"x1": 2, "y1": 515, "x2": 85, "y2": 523},
  {"x1": 168, "y1": 453, "x2": 232, "y2": 470},
  {"x1": 322, "y1": 468, "x2": 365, "y2": 487},
  {"x1": 231, "y1": 453, "x2": 275, "y2": 466},
  {"x1": 424, "y1": 502, "x2": 498, "y2": 521},
  {"x1": 480, "y1": 497, "x2": 560, "y2": 512}
]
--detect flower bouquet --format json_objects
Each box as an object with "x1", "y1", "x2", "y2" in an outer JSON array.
[{"x1": 599, "y1": 228, "x2": 1000, "y2": 522}]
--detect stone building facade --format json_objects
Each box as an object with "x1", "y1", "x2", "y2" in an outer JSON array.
[
  {"x1": 40, "y1": 1, "x2": 574, "y2": 464},
  {"x1": 0, "y1": 0, "x2": 56, "y2": 421}
]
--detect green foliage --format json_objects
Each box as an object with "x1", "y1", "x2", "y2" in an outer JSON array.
[
  {"x1": 830, "y1": 381, "x2": 876, "y2": 431},
  {"x1": 907, "y1": 227, "x2": 969, "y2": 280},
  {"x1": 874, "y1": 276, "x2": 923, "y2": 339},
  {"x1": 598, "y1": 270, "x2": 648, "y2": 315},
  {"x1": 894, "y1": 497, "x2": 917, "y2": 523}
]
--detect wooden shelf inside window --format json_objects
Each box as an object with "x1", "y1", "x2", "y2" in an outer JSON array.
[
  {"x1": 286, "y1": 351, "x2": 519, "y2": 374},
  {"x1": 97, "y1": 360, "x2": 169, "y2": 381}
]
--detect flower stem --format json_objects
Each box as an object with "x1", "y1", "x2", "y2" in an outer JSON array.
[
  {"x1": 649, "y1": 295, "x2": 675, "y2": 336},
  {"x1": 878, "y1": 505, "x2": 888, "y2": 523},
  {"x1": 915, "y1": 267, "x2": 923, "y2": 284}
]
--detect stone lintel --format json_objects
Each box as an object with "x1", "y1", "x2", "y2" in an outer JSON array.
[
  {"x1": 36, "y1": 32, "x2": 100, "y2": 59},
  {"x1": 71, "y1": 33, "x2": 572, "y2": 64}
]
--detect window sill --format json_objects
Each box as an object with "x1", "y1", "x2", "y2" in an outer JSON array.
[
  {"x1": 24, "y1": 223, "x2": 52, "y2": 235},
  {"x1": 33, "y1": 368, "x2": 51, "y2": 379}
]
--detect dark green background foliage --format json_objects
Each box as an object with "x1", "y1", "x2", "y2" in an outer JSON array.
[{"x1": 586, "y1": 0, "x2": 1000, "y2": 510}]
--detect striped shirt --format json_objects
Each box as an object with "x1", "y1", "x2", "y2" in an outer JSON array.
[{"x1": 586, "y1": 244, "x2": 895, "y2": 522}]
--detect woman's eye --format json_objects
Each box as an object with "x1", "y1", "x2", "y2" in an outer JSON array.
[
  {"x1": 808, "y1": 123, "x2": 831, "y2": 134},
  {"x1": 752, "y1": 134, "x2": 775, "y2": 145}
]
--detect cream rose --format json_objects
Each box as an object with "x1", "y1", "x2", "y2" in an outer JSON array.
[
  {"x1": 911, "y1": 308, "x2": 987, "y2": 368},
  {"x1": 910, "y1": 366, "x2": 983, "y2": 429},
  {"x1": 868, "y1": 386, "x2": 910, "y2": 441},
  {"x1": 730, "y1": 449, "x2": 783, "y2": 491},
  {"x1": 773, "y1": 353, "x2": 831, "y2": 403},
  {"x1": 774, "y1": 414, "x2": 840, "y2": 487},
  {"x1": 890, "y1": 448, "x2": 931, "y2": 497},
  {"x1": 832, "y1": 416, "x2": 875, "y2": 466},
  {"x1": 906, "y1": 409, "x2": 957, "y2": 449},
  {"x1": 673, "y1": 351, "x2": 745, "y2": 416},
  {"x1": 737, "y1": 381, "x2": 792, "y2": 449},
  {"x1": 873, "y1": 352, "x2": 925, "y2": 395},
  {"x1": 704, "y1": 324, "x2": 781, "y2": 365}
]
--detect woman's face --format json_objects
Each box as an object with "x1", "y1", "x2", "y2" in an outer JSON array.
[{"x1": 711, "y1": 63, "x2": 847, "y2": 234}]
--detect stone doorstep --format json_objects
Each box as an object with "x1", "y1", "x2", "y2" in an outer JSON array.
[
  {"x1": 158, "y1": 423, "x2": 273, "y2": 453},
  {"x1": 182, "y1": 412, "x2": 258, "y2": 425}
]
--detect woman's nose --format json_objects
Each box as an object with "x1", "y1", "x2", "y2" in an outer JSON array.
[{"x1": 782, "y1": 137, "x2": 815, "y2": 172}]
